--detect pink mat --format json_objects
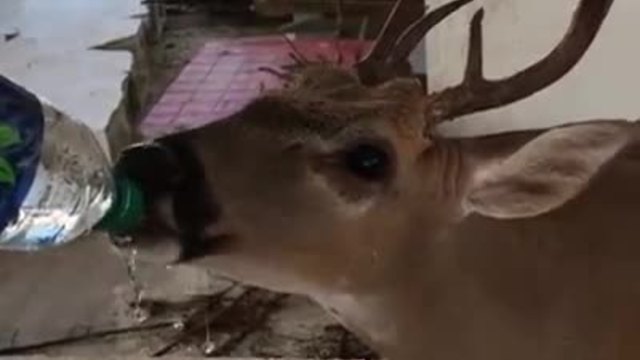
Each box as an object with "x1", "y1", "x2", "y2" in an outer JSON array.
[{"x1": 140, "y1": 36, "x2": 372, "y2": 138}]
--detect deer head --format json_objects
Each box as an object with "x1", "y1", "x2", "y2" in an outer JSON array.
[{"x1": 114, "y1": 0, "x2": 640, "y2": 358}]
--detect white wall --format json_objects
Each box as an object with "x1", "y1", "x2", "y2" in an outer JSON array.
[{"x1": 424, "y1": 0, "x2": 640, "y2": 136}]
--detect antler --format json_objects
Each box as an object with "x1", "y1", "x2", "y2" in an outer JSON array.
[
  {"x1": 390, "y1": 0, "x2": 475, "y2": 64},
  {"x1": 428, "y1": 0, "x2": 615, "y2": 122},
  {"x1": 356, "y1": 0, "x2": 474, "y2": 86}
]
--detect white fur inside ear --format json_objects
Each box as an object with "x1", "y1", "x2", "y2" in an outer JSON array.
[{"x1": 464, "y1": 121, "x2": 634, "y2": 219}]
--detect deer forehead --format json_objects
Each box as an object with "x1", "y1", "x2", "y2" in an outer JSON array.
[
  {"x1": 289, "y1": 64, "x2": 362, "y2": 91},
  {"x1": 239, "y1": 75, "x2": 426, "y2": 143}
]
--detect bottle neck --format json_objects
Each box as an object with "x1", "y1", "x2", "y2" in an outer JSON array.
[{"x1": 95, "y1": 176, "x2": 144, "y2": 234}]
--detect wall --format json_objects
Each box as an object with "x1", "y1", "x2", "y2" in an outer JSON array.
[{"x1": 424, "y1": 0, "x2": 640, "y2": 136}]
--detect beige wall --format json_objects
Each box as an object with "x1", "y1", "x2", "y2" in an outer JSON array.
[{"x1": 424, "y1": 0, "x2": 640, "y2": 137}]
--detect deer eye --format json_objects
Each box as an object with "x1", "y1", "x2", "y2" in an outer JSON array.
[{"x1": 343, "y1": 143, "x2": 391, "y2": 181}]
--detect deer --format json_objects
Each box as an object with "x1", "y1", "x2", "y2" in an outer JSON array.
[{"x1": 113, "y1": 0, "x2": 640, "y2": 359}]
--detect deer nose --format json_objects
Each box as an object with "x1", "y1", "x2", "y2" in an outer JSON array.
[
  {"x1": 112, "y1": 138, "x2": 222, "y2": 262},
  {"x1": 114, "y1": 142, "x2": 184, "y2": 196},
  {"x1": 110, "y1": 141, "x2": 185, "y2": 242}
]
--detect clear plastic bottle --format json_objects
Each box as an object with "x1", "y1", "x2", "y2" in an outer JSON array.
[{"x1": 0, "y1": 75, "x2": 143, "y2": 251}]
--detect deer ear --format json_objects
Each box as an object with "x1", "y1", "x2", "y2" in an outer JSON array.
[{"x1": 464, "y1": 121, "x2": 635, "y2": 219}]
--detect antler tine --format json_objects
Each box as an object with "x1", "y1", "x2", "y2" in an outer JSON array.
[
  {"x1": 360, "y1": 0, "x2": 419, "y2": 64},
  {"x1": 430, "y1": 0, "x2": 615, "y2": 122},
  {"x1": 357, "y1": 0, "x2": 473, "y2": 86},
  {"x1": 463, "y1": 9, "x2": 484, "y2": 84},
  {"x1": 390, "y1": 0, "x2": 474, "y2": 64},
  {"x1": 356, "y1": 0, "x2": 424, "y2": 84}
]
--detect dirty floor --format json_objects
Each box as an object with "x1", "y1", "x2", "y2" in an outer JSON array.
[{"x1": 0, "y1": 235, "x2": 375, "y2": 358}]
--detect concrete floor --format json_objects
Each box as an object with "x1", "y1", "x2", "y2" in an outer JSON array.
[
  {"x1": 0, "y1": 0, "x2": 143, "y2": 149},
  {"x1": 0, "y1": 237, "x2": 133, "y2": 350},
  {"x1": 0, "y1": 235, "x2": 371, "y2": 357}
]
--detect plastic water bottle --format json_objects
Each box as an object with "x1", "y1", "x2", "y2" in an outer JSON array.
[{"x1": 0, "y1": 75, "x2": 144, "y2": 251}]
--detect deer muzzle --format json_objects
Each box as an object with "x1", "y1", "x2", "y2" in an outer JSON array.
[{"x1": 111, "y1": 134, "x2": 222, "y2": 263}]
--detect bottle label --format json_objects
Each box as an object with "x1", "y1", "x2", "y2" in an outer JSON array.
[{"x1": 0, "y1": 75, "x2": 44, "y2": 235}]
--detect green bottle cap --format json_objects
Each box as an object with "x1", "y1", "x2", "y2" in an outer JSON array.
[{"x1": 96, "y1": 176, "x2": 145, "y2": 234}]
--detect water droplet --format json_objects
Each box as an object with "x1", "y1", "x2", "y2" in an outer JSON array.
[
  {"x1": 120, "y1": 249, "x2": 147, "y2": 323},
  {"x1": 133, "y1": 306, "x2": 150, "y2": 323},
  {"x1": 172, "y1": 320, "x2": 185, "y2": 331},
  {"x1": 111, "y1": 234, "x2": 132, "y2": 246},
  {"x1": 202, "y1": 341, "x2": 217, "y2": 356}
]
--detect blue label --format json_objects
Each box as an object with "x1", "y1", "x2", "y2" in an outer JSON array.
[{"x1": 0, "y1": 75, "x2": 44, "y2": 232}]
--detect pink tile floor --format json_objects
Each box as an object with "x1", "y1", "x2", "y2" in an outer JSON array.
[{"x1": 140, "y1": 36, "x2": 372, "y2": 138}]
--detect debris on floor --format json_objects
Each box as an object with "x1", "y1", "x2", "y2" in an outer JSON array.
[
  {"x1": 3, "y1": 29, "x2": 19, "y2": 42},
  {"x1": 0, "y1": 275, "x2": 377, "y2": 358}
]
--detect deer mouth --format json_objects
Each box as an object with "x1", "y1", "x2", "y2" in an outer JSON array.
[
  {"x1": 177, "y1": 232, "x2": 235, "y2": 262},
  {"x1": 112, "y1": 204, "x2": 237, "y2": 264},
  {"x1": 111, "y1": 133, "x2": 225, "y2": 263}
]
